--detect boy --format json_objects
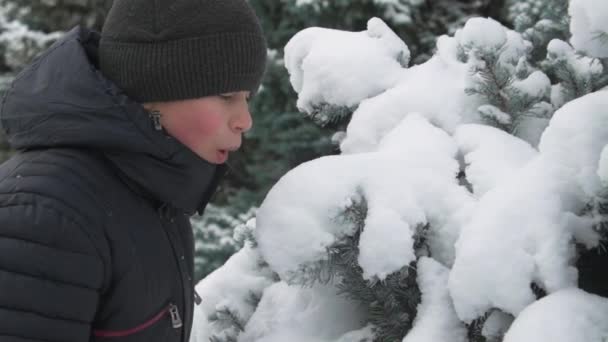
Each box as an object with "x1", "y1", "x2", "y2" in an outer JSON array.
[{"x1": 0, "y1": 0, "x2": 266, "y2": 341}]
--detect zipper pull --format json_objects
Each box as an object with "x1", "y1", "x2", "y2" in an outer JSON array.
[
  {"x1": 149, "y1": 110, "x2": 162, "y2": 131},
  {"x1": 194, "y1": 289, "x2": 202, "y2": 305},
  {"x1": 168, "y1": 304, "x2": 183, "y2": 329}
]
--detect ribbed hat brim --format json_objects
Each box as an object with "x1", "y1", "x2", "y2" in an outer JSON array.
[{"x1": 99, "y1": 32, "x2": 267, "y2": 102}]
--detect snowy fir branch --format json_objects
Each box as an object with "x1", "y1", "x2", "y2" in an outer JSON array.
[
  {"x1": 209, "y1": 335, "x2": 237, "y2": 342},
  {"x1": 592, "y1": 31, "x2": 608, "y2": 48},
  {"x1": 192, "y1": 2, "x2": 608, "y2": 341},
  {"x1": 551, "y1": 58, "x2": 593, "y2": 103},
  {"x1": 466, "y1": 45, "x2": 554, "y2": 138},
  {"x1": 286, "y1": 193, "x2": 427, "y2": 341},
  {"x1": 209, "y1": 334, "x2": 237, "y2": 342},
  {"x1": 466, "y1": 50, "x2": 512, "y2": 105},
  {"x1": 233, "y1": 217, "x2": 259, "y2": 249},
  {"x1": 466, "y1": 283, "x2": 545, "y2": 342},
  {"x1": 530, "y1": 282, "x2": 547, "y2": 299},
  {"x1": 506, "y1": 0, "x2": 570, "y2": 61},
  {"x1": 467, "y1": 311, "x2": 491, "y2": 342},
  {"x1": 465, "y1": 48, "x2": 516, "y2": 132},
  {"x1": 208, "y1": 306, "x2": 247, "y2": 342},
  {"x1": 307, "y1": 103, "x2": 354, "y2": 127},
  {"x1": 580, "y1": 188, "x2": 608, "y2": 243},
  {"x1": 245, "y1": 290, "x2": 263, "y2": 309}
]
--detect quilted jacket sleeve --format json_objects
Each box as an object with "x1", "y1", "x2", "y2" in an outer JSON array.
[{"x1": 0, "y1": 201, "x2": 105, "y2": 342}]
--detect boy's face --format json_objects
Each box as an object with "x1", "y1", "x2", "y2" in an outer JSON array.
[{"x1": 145, "y1": 91, "x2": 252, "y2": 164}]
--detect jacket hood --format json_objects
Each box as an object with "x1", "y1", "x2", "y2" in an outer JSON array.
[{"x1": 0, "y1": 26, "x2": 224, "y2": 215}]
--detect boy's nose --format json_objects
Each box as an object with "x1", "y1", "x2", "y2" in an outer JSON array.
[{"x1": 232, "y1": 107, "x2": 253, "y2": 133}]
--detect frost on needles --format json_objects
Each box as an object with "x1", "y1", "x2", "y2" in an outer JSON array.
[{"x1": 191, "y1": 1, "x2": 608, "y2": 341}]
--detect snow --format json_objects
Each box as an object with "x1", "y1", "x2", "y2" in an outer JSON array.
[
  {"x1": 195, "y1": 12, "x2": 608, "y2": 342},
  {"x1": 256, "y1": 113, "x2": 472, "y2": 280},
  {"x1": 449, "y1": 91, "x2": 608, "y2": 322},
  {"x1": 540, "y1": 90, "x2": 608, "y2": 197},
  {"x1": 547, "y1": 39, "x2": 604, "y2": 81},
  {"x1": 339, "y1": 56, "x2": 477, "y2": 154},
  {"x1": 477, "y1": 105, "x2": 512, "y2": 126},
  {"x1": 454, "y1": 124, "x2": 537, "y2": 197},
  {"x1": 238, "y1": 282, "x2": 367, "y2": 342},
  {"x1": 455, "y1": 17, "x2": 507, "y2": 55},
  {"x1": 503, "y1": 288, "x2": 608, "y2": 342},
  {"x1": 284, "y1": 17, "x2": 409, "y2": 114},
  {"x1": 511, "y1": 71, "x2": 551, "y2": 99},
  {"x1": 570, "y1": 0, "x2": 608, "y2": 58},
  {"x1": 402, "y1": 257, "x2": 467, "y2": 342},
  {"x1": 499, "y1": 30, "x2": 533, "y2": 67},
  {"x1": 449, "y1": 158, "x2": 577, "y2": 320},
  {"x1": 190, "y1": 245, "x2": 275, "y2": 342}
]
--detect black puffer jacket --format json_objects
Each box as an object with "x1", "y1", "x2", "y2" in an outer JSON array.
[{"x1": 0, "y1": 26, "x2": 225, "y2": 342}]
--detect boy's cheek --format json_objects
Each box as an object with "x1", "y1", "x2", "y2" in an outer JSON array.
[{"x1": 195, "y1": 114, "x2": 224, "y2": 136}]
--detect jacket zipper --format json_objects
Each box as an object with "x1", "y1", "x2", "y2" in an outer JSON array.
[
  {"x1": 158, "y1": 203, "x2": 191, "y2": 342},
  {"x1": 149, "y1": 110, "x2": 162, "y2": 131},
  {"x1": 93, "y1": 303, "x2": 182, "y2": 338}
]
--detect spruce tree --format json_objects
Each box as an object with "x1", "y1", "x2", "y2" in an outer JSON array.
[{"x1": 193, "y1": 0, "x2": 608, "y2": 341}]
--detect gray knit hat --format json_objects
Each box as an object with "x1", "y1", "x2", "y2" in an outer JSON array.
[{"x1": 99, "y1": 0, "x2": 267, "y2": 103}]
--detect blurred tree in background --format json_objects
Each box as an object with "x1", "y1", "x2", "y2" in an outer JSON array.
[{"x1": 0, "y1": 0, "x2": 524, "y2": 280}]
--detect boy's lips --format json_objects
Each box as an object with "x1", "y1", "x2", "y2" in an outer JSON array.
[
  {"x1": 216, "y1": 146, "x2": 239, "y2": 163},
  {"x1": 216, "y1": 149, "x2": 229, "y2": 163}
]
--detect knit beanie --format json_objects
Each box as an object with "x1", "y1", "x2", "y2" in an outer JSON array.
[{"x1": 99, "y1": 0, "x2": 267, "y2": 103}]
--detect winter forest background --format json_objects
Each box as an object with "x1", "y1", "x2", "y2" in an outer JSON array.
[{"x1": 3, "y1": 0, "x2": 608, "y2": 341}]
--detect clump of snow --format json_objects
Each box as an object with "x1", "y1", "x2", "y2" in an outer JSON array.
[
  {"x1": 477, "y1": 105, "x2": 512, "y2": 126},
  {"x1": 449, "y1": 91, "x2": 608, "y2": 322},
  {"x1": 569, "y1": 0, "x2": 608, "y2": 58},
  {"x1": 540, "y1": 90, "x2": 608, "y2": 197},
  {"x1": 284, "y1": 17, "x2": 409, "y2": 114},
  {"x1": 511, "y1": 71, "x2": 551, "y2": 99},
  {"x1": 503, "y1": 288, "x2": 608, "y2": 342},
  {"x1": 499, "y1": 30, "x2": 533, "y2": 67},
  {"x1": 449, "y1": 157, "x2": 578, "y2": 321},
  {"x1": 551, "y1": 84, "x2": 566, "y2": 108},
  {"x1": 256, "y1": 114, "x2": 472, "y2": 280},
  {"x1": 238, "y1": 283, "x2": 367, "y2": 342},
  {"x1": 455, "y1": 17, "x2": 507, "y2": 55},
  {"x1": 190, "y1": 245, "x2": 276, "y2": 342},
  {"x1": 402, "y1": 257, "x2": 467, "y2": 342},
  {"x1": 339, "y1": 55, "x2": 477, "y2": 154},
  {"x1": 454, "y1": 124, "x2": 538, "y2": 197},
  {"x1": 547, "y1": 39, "x2": 604, "y2": 83},
  {"x1": 337, "y1": 18, "x2": 539, "y2": 155}
]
